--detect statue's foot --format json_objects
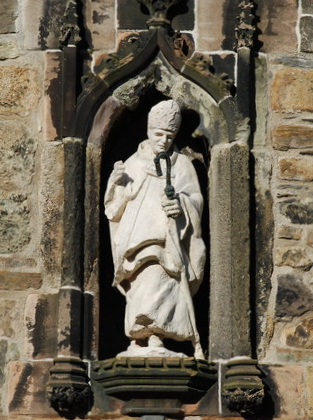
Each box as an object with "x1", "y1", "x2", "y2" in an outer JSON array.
[
  {"x1": 148, "y1": 335, "x2": 164, "y2": 348},
  {"x1": 194, "y1": 342, "x2": 205, "y2": 360}
]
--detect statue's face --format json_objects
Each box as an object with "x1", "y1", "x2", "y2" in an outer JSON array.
[{"x1": 148, "y1": 127, "x2": 177, "y2": 155}]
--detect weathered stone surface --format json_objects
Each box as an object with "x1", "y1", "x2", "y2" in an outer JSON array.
[
  {"x1": 264, "y1": 365, "x2": 305, "y2": 418},
  {"x1": 272, "y1": 125, "x2": 313, "y2": 150},
  {"x1": 275, "y1": 274, "x2": 313, "y2": 317},
  {"x1": 85, "y1": 0, "x2": 116, "y2": 51},
  {"x1": 0, "y1": 38, "x2": 20, "y2": 60},
  {"x1": 0, "y1": 0, "x2": 18, "y2": 33},
  {"x1": 302, "y1": 0, "x2": 313, "y2": 13},
  {"x1": 0, "y1": 300, "x2": 22, "y2": 339},
  {"x1": 197, "y1": 0, "x2": 224, "y2": 51},
  {"x1": 0, "y1": 272, "x2": 42, "y2": 290},
  {"x1": 284, "y1": 316, "x2": 313, "y2": 349},
  {"x1": 209, "y1": 142, "x2": 251, "y2": 359},
  {"x1": 258, "y1": 0, "x2": 298, "y2": 53},
  {"x1": 0, "y1": 258, "x2": 37, "y2": 269},
  {"x1": 306, "y1": 230, "x2": 313, "y2": 247},
  {"x1": 307, "y1": 366, "x2": 313, "y2": 418},
  {"x1": 39, "y1": 142, "x2": 64, "y2": 277},
  {"x1": 300, "y1": 16, "x2": 313, "y2": 53},
  {"x1": 271, "y1": 68, "x2": 313, "y2": 113},
  {"x1": 281, "y1": 199, "x2": 313, "y2": 224},
  {"x1": 277, "y1": 225, "x2": 302, "y2": 240},
  {"x1": 275, "y1": 247, "x2": 313, "y2": 270},
  {"x1": 8, "y1": 361, "x2": 55, "y2": 415},
  {"x1": 0, "y1": 67, "x2": 41, "y2": 116},
  {"x1": 24, "y1": 294, "x2": 58, "y2": 359},
  {"x1": 278, "y1": 156, "x2": 313, "y2": 181},
  {"x1": 0, "y1": 121, "x2": 36, "y2": 253}
]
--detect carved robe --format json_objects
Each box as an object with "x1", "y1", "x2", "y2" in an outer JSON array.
[{"x1": 105, "y1": 140, "x2": 205, "y2": 342}]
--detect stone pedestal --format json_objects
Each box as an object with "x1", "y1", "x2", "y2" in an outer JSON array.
[{"x1": 92, "y1": 357, "x2": 217, "y2": 416}]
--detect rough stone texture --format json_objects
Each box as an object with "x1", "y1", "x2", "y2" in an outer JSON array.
[
  {"x1": 258, "y1": 0, "x2": 298, "y2": 53},
  {"x1": 306, "y1": 230, "x2": 313, "y2": 247},
  {"x1": 39, "y1": 142, "x2": 64, "y2": 279},
  {"x1": 85, "y1": 0, "x2": 115, "y2": 51},
  {"x1": 24, "y1": 294, "x2": 58, "y2": 359},
  {"x1": 275, "y1": 274, "x2": 313, "y2": 317},
  {"x1": 209, "y1": 142, "x2": 251, "y2": 359},
  {"x1": 277, "y1": 225, "x2": 302, "y2": 240},
  {"x1": 7, "y1": 361, "x2": 55, "y2": 415},
  {"x1": 0, "y1": 37, "x2": 20, "y2": 60},
  {"x1": 278, "y1": 156, "x2": 313, "y2": 181},
  {"x1": 0, "y1": 121, "x2": 36, "y2": 253},
  {"x1": 300, "y1": 16, "x2": 313, "y2": 53},
  {"x1": 264, "y1": 365, "x2": 306, "y2": 418},
  {"x1": 275, "y1": 247, "x2": 313, "y2": 270},
  {"x1": 0, "y1": 299, "x2": 23, "y2": 340},
  {"x1": 281, "y1": 199, "x2": 313, "y2": 224},
  {"x1": 0, "y1": 272, "x2": 42, "y2": 290},
  {"x1": 284, "y1": 316, "x2": 313, "y2": 349},
  {"x1": 0, "y1": 0, "x2": 18, "y2": 33},
  {"x1": 302, "y1": 0, "x2": 313, "y2": 13},
  {"x1": 272, "y1": 125, "x2": 313, "y2": 150},
  {"x1": 197, "y1": 0, "x2": 224, "y2": 51},
  {"x1": 307, "y1": 366, "x2": 313, "y2": 418},
  {"x1": 271, "y1": 68, "x2": 313, "y2": 113},
  {"x1": 0, "y1": 67, "x2": 41, "y2": 116}
]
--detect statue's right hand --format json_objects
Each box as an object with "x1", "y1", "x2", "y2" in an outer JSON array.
[{"x1": 111, "y1": 160, "x2": 126, "y2": 184}]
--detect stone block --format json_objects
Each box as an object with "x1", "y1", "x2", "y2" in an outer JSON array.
[
  {"x1": 24, "y1": 294, "x2": 58, "y2": 359},
  {"x1": 39, "y1": 142, "x2": 64, "y2": 276},
  {"x1": 302, "y1": 0, "x2": 313, "y2": 13},
  {"x1": 306, "y1": 366, "x2": 313, "y2": 418},
  {"x1": 271, "y1": 68, "x2": 313, "y2": 113},
  {"x1": 264, "y1": 365, "x2": 305, "y2": 418},
  {"x1": 258, "y1": 0, "x2": 298, "y2": 53},
  {"x1": 281, "y1": 199, "x2": 313, "y2": 224},
  {"x1": 283, "y1": 315, "x2": 313, "y2": 349},
  {"x1": 0, "y1": 38, "x2": 20, "y2": 60},
  {"x1": 0, "y1": 272, "x2": 42, "y2": 291},
  {"x1": 197, "y1": 0, "x2": 224, "y2": 51},
  {"x1": 277, "y1": 225, "x2": 302, "y2": 240},
  {"x1": 0, "y1": 67, "x2": 41, "y2": 116},
  {"x1": 275, "y1": 247, "x2": 313, "y2": 270},
  {"x1": 275, "y1": 274, "x2": 313, "y2": 317},
  {"x1": 7, "y1": 361, "x2": 55, "y2": 415},
  {"x1": 209, "y1": 142, "x2": 251, "y2": 359},
  {"x1": 0, "y1": 299, "x2": 23, "y2": 340},
  {"x1": 300, "y1": 16, "x2": 313, "y2": 53},
  {"x1": 0, "y1": 0, "x2": 18, "y2": 33},
  {"x1": 307, "y1": 230, "x2": 313, "y2": 247},
  {"x1": 272, "y1": 125, "x2": 313, "y2": 150},
  {"x1": 0, "y1": 121, "x2": 37, "y2": 253},
  {"x1": 278, "y1": 156, "x2": 313, "y2": 181}
]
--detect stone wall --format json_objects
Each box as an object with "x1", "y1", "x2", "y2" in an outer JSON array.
[{"x1": 1, "y1": 0, "x2": 313, "y2": 418}]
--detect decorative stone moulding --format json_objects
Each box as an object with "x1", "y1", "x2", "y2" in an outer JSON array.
[
  {"x1": 92, "y1": 357, "x2": 217, "y2": 416},
  {"x1": 222, "y1": 358, "x2": 264, "y2": 416},
  {"x1": 47, "y1": 357, "x2": 93, "y2": 418}
]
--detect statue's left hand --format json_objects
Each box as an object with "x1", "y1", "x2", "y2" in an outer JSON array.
[{"x1": 161, "y1": 197, "x2": 181, "y2": 218}]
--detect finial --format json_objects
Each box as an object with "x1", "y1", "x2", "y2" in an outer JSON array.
[{"x1": 137, "y1": 0, "x2": 184, "y2": 29}]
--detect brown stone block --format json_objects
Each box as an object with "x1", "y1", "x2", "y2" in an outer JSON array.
[
  {"x1": 265, "y1": 365, "x2": 305, "y2": 418},
  {"x1": 197, "y1": 0, "x2": 224, "y2": 51},
  {"x1": 8, "y1": 360, "x2": 55, "y2": 415},
  {"x1": 272, "y1": 125, "x2": 313, "y2": 150},
  {"x1": 24, "y1": 294, "x2": 58, "y2": 359},
  {"x1": 275, "y1": 247, "x2": 313, "y2": 270},
  {"x1": 85, "y1": 0, "x2": 115, "y2": 51},
  {"x1": 0, "y1": 271, "x2": 42, "y2": 290},
  {"x1": 278, "y1": 156, "x2": 313, "y2": 181},
  {"x1": 300, "y1": 16, "x2": 313, "y2": 53},
  {"x1": 0, "y1": 299, "x2": 22, "y2": 340},
  {"x1": 271, "y1": 68, "x2": 313, "y2": 113},
  {"x1": 0, "y1": 67, "x2": 41, "y2": 116},
  {"x1": 283, "y1": 315, "x2": 313, "y2": 349},
  {"x1": 307, "y1": 366, "x2": 313, "y2": 418},
  {"x1": 307, "y1": 230, "x2": 313, "y2": 247},
  {"x1": 277, "y1": 225, "x2": 302, "y2": 240}
]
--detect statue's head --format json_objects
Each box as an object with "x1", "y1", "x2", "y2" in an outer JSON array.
[{"x1": 147, "y1": 100, "x2": 181, "y2": 155}]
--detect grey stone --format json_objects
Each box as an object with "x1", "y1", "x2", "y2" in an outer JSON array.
[
  {"x1": 300, "y1": 16, "x2": 313, "y2": 53},
  {"x1": 281, "y1": 200, "x2": 313, "y2": 224},
  {"x1": 276, "y1": 247, "x2": 313, "y2": 270},
  {"x1": 209, "y1": 141, "x2": 251, "y2": 359},
  {"x1": 302, "y1": 0, "x2": 313, "y2": 14},
  {"x1": 0, "y1": 0, "x2": 18, "y2": 33},
  {"x1": 276, "y1": 274, "x2": 313, "y2": 317}
]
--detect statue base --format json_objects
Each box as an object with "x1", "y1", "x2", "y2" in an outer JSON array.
[{"x1": 92, "y1": 357, "x2": 217, "y2": 416}]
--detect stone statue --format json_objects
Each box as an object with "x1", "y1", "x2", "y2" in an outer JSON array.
[{"x1": 104, "y1": 100, "x2": 206, "y2": 359}]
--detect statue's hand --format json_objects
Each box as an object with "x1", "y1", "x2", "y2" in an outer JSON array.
[
  {"x1": 161, "y1": 197, "x2": 181, "y2": 218},
  {"x1": 111, "y1": 160, "x2": 125, "y2": 184}
]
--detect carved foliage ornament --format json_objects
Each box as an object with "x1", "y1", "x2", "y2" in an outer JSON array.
[
  {"x1": 234, "y1": 1, "x2": 257, "y2": 50},
  {"x1": 137, "y1": 0, "x2": 183, "y2": 26}
]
